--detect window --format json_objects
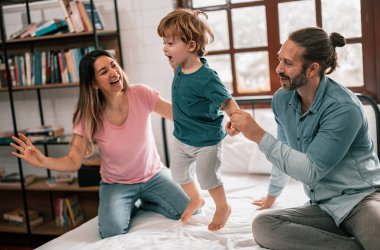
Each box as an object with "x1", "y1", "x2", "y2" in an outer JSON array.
[{"x1": 177, "y1": 0, "x2": 380, "y2": 101}]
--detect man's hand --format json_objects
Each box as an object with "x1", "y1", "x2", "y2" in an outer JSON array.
[
  {"x1": 230, "y1": 109, "x2": 265, "y2": 143},
  {"x1": 252, "y1": 195, "x2": 276, "y2": 210}
]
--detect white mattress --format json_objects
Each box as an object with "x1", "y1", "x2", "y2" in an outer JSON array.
[{"x1": 37, "y1": 174, "x2": 307, "y2": 250}]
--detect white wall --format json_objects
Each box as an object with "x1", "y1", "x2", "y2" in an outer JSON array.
[
  {"x1": 118, "y1": 0, "x2": 175, "y2": 164},
  {"x1": 0, "y1": 0, "x2": 175, "y2": 175}
]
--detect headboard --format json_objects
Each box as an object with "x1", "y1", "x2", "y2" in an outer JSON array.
[{"x1": 161, "y1": 94, "x2": 380, "y2": 166}]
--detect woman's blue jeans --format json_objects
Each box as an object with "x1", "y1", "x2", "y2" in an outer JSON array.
[{"x1": 98, "y1": 167, "x2": 189, "y2": 238}]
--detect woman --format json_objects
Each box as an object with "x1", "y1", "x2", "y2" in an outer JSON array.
[{"x1": 10, "y1": 50, "x2": 190, "y2": 239}]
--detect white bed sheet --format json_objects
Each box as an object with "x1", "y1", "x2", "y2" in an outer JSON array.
[{"x1": 37, "y1": 174, "x2": 308, "y2": 250}]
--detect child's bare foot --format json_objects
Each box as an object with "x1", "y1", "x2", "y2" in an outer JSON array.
[
  {"x1": 181, "y1": 198, "x2": 205, "y2": 222},
  {"x1": 208, "y1": 204, "x2": 231, "y2": 231}
]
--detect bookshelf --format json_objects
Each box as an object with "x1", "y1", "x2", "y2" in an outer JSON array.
[{"x1": 0, "y1": 0, "x2": 121, "y2": 241}]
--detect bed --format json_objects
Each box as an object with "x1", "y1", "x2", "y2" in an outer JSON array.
[{"x1": 36, "y1": 95, "x2": 379, "y2": 250}]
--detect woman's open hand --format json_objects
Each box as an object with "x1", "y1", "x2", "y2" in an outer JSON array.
[{"x1": 10, "y1": 133, "x2": 47, "y2": 168}]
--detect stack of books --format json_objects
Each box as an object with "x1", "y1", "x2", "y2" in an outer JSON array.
[
  {"x1": 8, "y1": 0, "x2": 105, "y2": 40},
  {"x1": 25, "y1": 125, "x2": 65, "y2": 142},
  {"x1": 0, "y1": 130, "x2": 15, "y2": 144},
  {"x1": 9, "y1": 19, "x2": 68, "y2": 40},
  {"x1": 59, "y1": 0, "x2": 104, "y2": 33},
  {"x1": 45, "y1": 174, "x2": 74, "y2": 187},
  {"x1": 0, "y1": 125, "x2": 64, "y2": 144},
  {"x1": 3, "y1": 208, "x2": 44, "y2": 228},
  {"x1": 55, "y1": 195, "x2": 84, "y2": 227}
]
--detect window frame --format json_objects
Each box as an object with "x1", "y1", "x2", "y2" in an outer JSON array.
[{"x1": 177, "y1": 0, "x2": 380, "y2": 102}]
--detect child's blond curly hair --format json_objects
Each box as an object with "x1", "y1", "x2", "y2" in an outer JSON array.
[{"x1": 157, "y1": 8, "x2": 214, "y2": 57}]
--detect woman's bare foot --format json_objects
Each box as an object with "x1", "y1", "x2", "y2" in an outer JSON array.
[
  {"x1": 208, "y1": 204, "x2": 231, "y2": 231},
  {"x1": 181, "y1": 198, "x2": 205, "y2": 222}
]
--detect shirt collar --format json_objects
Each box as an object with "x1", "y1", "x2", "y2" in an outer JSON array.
[
  {"x1": 288, "y1": 75, "x2": 328, "y2": 114},
  {"x1": 177, "y1": 57, "x2": 208, "y2": 75}
]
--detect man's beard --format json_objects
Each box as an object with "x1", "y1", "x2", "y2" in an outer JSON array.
[{"x1": 279, "y1": 68, "x2": 307, "y2": 91}]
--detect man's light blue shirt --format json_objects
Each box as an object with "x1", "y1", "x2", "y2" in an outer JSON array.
[{"x1": 259, "y1": 76, "x2": 380, "y2": 225}]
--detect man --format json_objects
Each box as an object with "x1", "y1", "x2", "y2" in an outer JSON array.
[{"x1": 227, "y1": 27, "x2": 380, "y2": 250}]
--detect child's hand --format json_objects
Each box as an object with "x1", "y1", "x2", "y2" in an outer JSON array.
[{"x1": 225, "y1": 121, "x2": 239, "y2": 136}]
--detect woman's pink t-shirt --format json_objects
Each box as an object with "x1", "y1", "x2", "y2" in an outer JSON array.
[{"x1": 73, "y1": 84, "x2": 163, "y2": 184}]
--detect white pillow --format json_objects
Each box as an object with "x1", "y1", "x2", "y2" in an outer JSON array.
[
  {"x1": 221, "y1": 133, "x2": 256, "y2": 173},
  {"x1": 221, "y1": 108, "x2": 276, "y2": 174}
]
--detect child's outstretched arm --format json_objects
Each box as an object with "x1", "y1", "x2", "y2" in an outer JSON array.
[{"x1": 222, "y1": 98, "x2": 240, "y2": 136}]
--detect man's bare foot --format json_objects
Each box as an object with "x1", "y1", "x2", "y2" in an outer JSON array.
[
  {"x1": 181, "y1": 198, "x2": 205, "y2": 222},
  {"x1": 208, "y1": 204, "x2": 231, "y2": 231}
]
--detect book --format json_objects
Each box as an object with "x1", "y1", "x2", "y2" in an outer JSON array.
[
  {"x1": 27, "y1": 216, "x2": 44, "y2": 227},
  {"x1": 76, "y1": 0, "x2": 93, "y2": 32},
  {"x1": 58, "y1": 50, "x2": 69, "y2": 83},
  {"x1": 64, "y1": 51, "x2": 74, "y2": 82},
  {"x1": 65, "y1": 195, "x2": 84, "y2": 226},
  {"x1": 69, "y1": 0, "x2": 85, "y2": 32},
  {"x1": 58, "y1": 0, "x2": 75, "y2": 33},
  {"x1": 0, "y1": 62, "x2": 6, "y2": 88},
  {"x1": 7, "y1": 216, "x2": 44, "y2": 228},
  {"x1": 55, "y1": 198, "x2": 64, "y2": 226},
  {"x1": 55, "y1": 195, "x2": 83, "y2": 226},
  {"x1": 82, "y1": 1, "x2": 104, "y2": 30},
  {"x1": 25, "y1": 125, "x2": 64, "y2": 137},
  {"x1": 65, "y1": 198, "x2": 76, "y2": 226},
  {"x1": 0, "y1": 130, "x2": 14, "y2": 144},
  {"x1": 24, "y1": 52, "x2": 32, "y2": 86},
  {"x1": 9, "y1": 23, "x2": 36, "y2": 40},
  {"x1": 45, "y1": 174, "x2": 74, "y2": 187},
  {"x1": 33, "y1": 19, "x2": 68, "y2": 37},
  {"x1": 32, "y1": 51, "x2": 42, "y2": 85},
  {"x1": 3, "y1": 208, "x2": 39, "y2": 223},
  {"x1": 41, "y1": 51, "x2": 46, "y2": 84},
  {"x1": 19, "y1": 22, "x2": 43, "y2": 39}
]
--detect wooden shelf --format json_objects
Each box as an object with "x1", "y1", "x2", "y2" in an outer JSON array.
[
  {"x1": 0, "y1": 0, "x2": 120, "y2": 239},
  {"x1": 0, "y1": 135, "x2": 72, "y2": 147},
  {"x1": 0, "y1": 183, "x2": 22, "y2": 190},
  {"x1": 2, "y1": 30, "x2": 118, "y2": 45},
  {"x1": 0, "y1": 176, "x2": 99, "y2": 192},
  {"x1": 0, "y1": 220, "x2": 28, "y2": 234},
  {"x1": 26, "y1": 178, "x2": 99, "y2": 192},
  {"x1": 0, "y1": 218, "x2": 85, "y2": 236},
  {"x1": 31, "y1": 219, "x2": 81, "y2": 236},
  {"x1": 1, "y1": 0, "x2": 45, "y2": 5},
  {"x1": 0, "y1": 83, "x2": 79, "y2": 92}
]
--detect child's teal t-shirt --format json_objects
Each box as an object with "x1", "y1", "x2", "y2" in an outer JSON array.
[{"x1": 172, "y1": 57, "x2": 232, "y2": 147}]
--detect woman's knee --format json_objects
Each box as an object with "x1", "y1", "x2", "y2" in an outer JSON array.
[{"x1": 99, "y1": 217, "x2": 131, "y2": 239}]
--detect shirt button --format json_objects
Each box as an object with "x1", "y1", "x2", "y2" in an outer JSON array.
[
  {"x1": 310, "y1": 189, "x2": 314, "y2": 192},
  {"x1": 297, "y1": 138, "x2": 300, "y2": 141}
]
